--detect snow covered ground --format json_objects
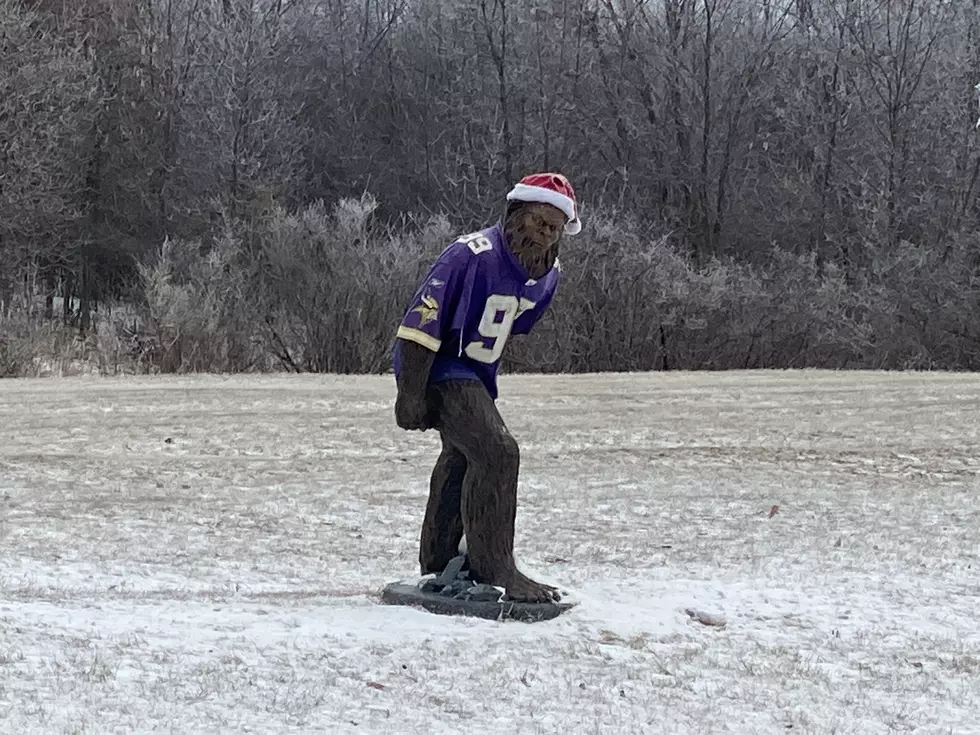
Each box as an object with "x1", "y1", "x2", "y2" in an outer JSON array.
[{"x1": 1, "y1": 370, "x2": 978, "y2": 734}]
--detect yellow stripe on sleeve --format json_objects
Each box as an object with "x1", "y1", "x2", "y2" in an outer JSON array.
[{"x1": 396, "y1": 326, "x2": 441, "y2": 352}]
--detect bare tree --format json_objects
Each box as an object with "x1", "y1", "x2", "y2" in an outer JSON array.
[
  {"x1": 842, "y1": 0, "x2": 955, "y2": 248},
  {"x1": 0, "y1": 1, "x2": 102, "y2": 319}
]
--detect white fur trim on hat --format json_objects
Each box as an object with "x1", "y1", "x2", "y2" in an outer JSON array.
[{"x1": 506, "y1": 183, "x2": 582, "y2": 235}]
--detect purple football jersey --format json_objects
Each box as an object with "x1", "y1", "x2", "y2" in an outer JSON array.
[{"x1": 393, "y1": 223, "x2": 561, "y2": 399}]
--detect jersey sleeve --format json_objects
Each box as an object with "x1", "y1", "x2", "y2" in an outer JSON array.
[{"x1": 395, "y1": 242, "x2": 473, "y2": 352}]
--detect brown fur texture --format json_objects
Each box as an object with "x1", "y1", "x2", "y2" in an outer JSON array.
[
  {"x1": 420, "y1": 379, "x2": 560, "y2": 604},
  {"x1": 503, "y1": 202, "x2": 567, "y2": 279},
  {"x1": 394, "y1": 341, "x2": 559, "y2": 602}
]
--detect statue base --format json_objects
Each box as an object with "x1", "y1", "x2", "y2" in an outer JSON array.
[{"x1": 380, "y1": 555, "x2": 576, "y2": 623}]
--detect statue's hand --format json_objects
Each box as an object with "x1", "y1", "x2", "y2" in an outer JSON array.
[
  {"x1": 394, "y1": 338, "x2": 438, "y2": 431},
  {"x1": 395, "y1": 390, "x2": 432, "y2": 431}
]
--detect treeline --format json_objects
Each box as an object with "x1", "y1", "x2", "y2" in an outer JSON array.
[{"x1": 1, "y1": 0, "x2": 979, "y2": 376}]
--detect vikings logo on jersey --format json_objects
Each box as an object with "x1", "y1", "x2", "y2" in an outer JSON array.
[{"x1": 412, "y1": 294, "x2": 439, "y2": 326}]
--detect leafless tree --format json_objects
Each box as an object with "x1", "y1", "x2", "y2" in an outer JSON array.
[{"x1": 4, "y1": 0, "x2": 980, "y2": 375}]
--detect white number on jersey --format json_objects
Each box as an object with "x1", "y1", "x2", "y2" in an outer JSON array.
[
  {"x1": 464, "y1": 295, "x2": 537, "y2": 364},
  {"x1": 460, "y1": 232, "x2": 493, "y2": 255}
]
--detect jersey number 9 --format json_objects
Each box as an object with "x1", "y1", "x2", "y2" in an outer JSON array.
[{"x1": 464, "y1": 295, "x2": 536, "y2": 364}]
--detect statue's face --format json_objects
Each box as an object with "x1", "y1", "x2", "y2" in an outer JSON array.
[{"x1": 503, "y1": 203, "x2": 567, "y2": 279}]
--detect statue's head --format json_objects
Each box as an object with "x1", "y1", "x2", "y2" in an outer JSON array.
[
  {"x1": 502, "y1": 173, "x2": 582, "y2": 280},
  {"x1": 502, "y1": 201, "x2": 566, "y2": 280}
]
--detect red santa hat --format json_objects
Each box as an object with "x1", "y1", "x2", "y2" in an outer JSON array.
[{"x1": 505, "y1": 172, "x2": 582, "y2": 235}]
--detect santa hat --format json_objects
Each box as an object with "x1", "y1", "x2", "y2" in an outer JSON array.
[{"x1": 505, "y1": 172, "x2": 582, "y2": 235}]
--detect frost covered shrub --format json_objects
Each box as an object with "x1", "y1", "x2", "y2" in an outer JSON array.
[
  {"x1": 508, "y1": 210, "x2": 875, "y2": 373},
  {"x1": 851, "y1": 235, "x2": 980, "y2": 370},
  {"x1": 122, "y1": 196, "x2": 980, "y2": 375},
  {"x1": 0, "y1": 334, "x2": 26, "y2": 377},
  {"x1": 702, "y1": 249, "x2": 872, "y2": 370},
  {"x1": 138, "y1": 232, "x2": 263, "y2": 373},
  {"x1": 0, "y1": 311, "x2": 44, "y2": 377},
  {"x1": 0, "y1": 311, "x2": 105, "y2": 377},
  {"x1": 253, "y1": 197, "x2": 453, "y2": 373}
]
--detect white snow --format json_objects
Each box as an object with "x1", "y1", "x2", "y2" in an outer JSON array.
[{"x1": 1, "y1": 370, "x2": 979, "y2": 733}]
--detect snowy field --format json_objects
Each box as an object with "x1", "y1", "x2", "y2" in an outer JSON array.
[{"x1": 1, "y1": 370, "x2": 979, "y2": 734}]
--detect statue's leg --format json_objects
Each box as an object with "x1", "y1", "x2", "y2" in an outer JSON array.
[
  {"x1": 429, "y1": 379, "x2": 560, "y2": 603},
  {"x1": 418, "y1": 435, "x2": 467, "y2": 575}
]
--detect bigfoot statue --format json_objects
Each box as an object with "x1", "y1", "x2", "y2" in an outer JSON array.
[{"x1": 392, "y1": 173, "x2": 582, "y2": 605}]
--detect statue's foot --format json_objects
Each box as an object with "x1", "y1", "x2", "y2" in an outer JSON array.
[
  {"x1": 461, "y1": 556, "x2": 562, "y2": 604},
  {"x1": 502, "y1": 570, "x2": 561, "y2": 604}
]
